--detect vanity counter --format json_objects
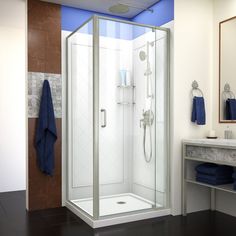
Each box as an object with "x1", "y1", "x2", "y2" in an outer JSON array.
[
  {"x1": 183, "y1": 138, "x2": 236, "y2": 148},
  {"x1": 182, "y1": 139, "x2": 236, "y2": 216}
]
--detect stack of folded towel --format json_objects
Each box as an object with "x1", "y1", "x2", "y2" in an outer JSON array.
[
  {"x1": 232, "y1": 172, "x2": 236, "y2": 190},
  {"x1": 195, "y1": 163, "x2": 233, "y2": 185}
]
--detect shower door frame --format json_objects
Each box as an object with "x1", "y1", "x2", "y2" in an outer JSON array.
[{"x1": 66, "y1": 15, "x2": 171, "y2": 223}]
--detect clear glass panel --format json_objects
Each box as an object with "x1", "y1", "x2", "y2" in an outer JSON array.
[
  {"x1": 155, "y1": 29, "x2": 169, "y2": 209},
  {"x1": 98, "y1": 18, "x2": 168, "y2": 217},
  {"x1": 67, "y1": 19, "x2": 94, "y2": 217}
]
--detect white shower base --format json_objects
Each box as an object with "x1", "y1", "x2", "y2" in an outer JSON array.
[
  {"x1": 71, "y1": 193, "x2": 161, "y2": 216},
  {"x1": 66, "y1": 193, "x2": 170, "y2": 228}
]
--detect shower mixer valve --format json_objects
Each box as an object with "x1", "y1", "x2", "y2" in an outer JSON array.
[{"x1": 140, "y1": 109, "x2": 154, "y2": 128}]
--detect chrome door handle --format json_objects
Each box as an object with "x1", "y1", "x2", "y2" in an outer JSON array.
[{"x1": 101, "y1": 109, "x2": 107, "y2": 128}]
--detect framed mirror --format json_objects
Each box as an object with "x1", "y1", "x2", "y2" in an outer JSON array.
[{"x1": 219, "y1": 16, "x2": 236, "y2": 123}]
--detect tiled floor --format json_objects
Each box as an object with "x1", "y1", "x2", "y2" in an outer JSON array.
[{"x1": 1, "y1": 191, "x2": 236, "y2": 236}]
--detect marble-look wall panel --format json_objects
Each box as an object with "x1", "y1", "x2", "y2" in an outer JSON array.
[
  {"x1": 28, "y1": 72, "x2": 62, "y2": 118},
  {"x1": 28, "y1": 0, "x2": 62, "y2": 211}
]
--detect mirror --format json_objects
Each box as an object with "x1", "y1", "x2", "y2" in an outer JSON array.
[{"x1": 219, "y1": 16, "x2": 236, "y2": 122}]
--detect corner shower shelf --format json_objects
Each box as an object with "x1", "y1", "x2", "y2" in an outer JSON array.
[
  {"x1": 117, "y1": 84, "x2": 135, "y2": 105},
  {"x1": 117, "y1": 102, "x2": 136, "y2": 105},
  {"x1": 117, "y1": 85, "x2": 136, "y2": 88}
]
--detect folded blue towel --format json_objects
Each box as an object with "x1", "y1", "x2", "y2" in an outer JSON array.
[
  {"x1": 226, "y1": 99, "x2": 236, "y2": 120},
  {"x1": 234, "y1": 182, "x2": 236, "y2": 191},
  {"x1": 197, "y1": 173, "x2": 233, "y2": 181},
  {"x1": 191, "y1": 96, "x2": 206, "y2": 125},
  {"x1": 35, "y1": 80, "x2": 57, "y2": 176},
  {"x1": 195, "y1": 163, "x2": 233, "y2": 176},
  {"x1": 232, "y1": 172, "x2": 236, "y2": 179},
  {"x1": 196, "y1": 175, "x2": 233, "y2": 185}
]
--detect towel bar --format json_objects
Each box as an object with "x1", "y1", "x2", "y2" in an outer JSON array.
[{"x1": 191, "y1": 80, "x2": 204, "y2": 98}]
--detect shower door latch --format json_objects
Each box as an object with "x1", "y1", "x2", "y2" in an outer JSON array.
[{"x1": 101, "y1": 109, "x2": 107, "y2": 128}]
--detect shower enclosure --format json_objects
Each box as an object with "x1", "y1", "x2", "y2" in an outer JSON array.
[{"x1": 66, "y1": 15, "x2": 170, "y2": 228}]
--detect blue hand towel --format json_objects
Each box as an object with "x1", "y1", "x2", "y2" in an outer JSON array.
[
  {"x1": 196, "y1": 173, "x2": 233, "y2": 185},
  {"x1": 191, "y1": 96, "x2": 206, "y2": 125},
  {"x1": 195, "y1": 163, "x2": 233, "y2": 177},
  {"x1": 227, "y1": 99, "x2": 236, "y2": 120},
  {"x1": 35, "y1": 80, "x2": 57, "y2": 176}
]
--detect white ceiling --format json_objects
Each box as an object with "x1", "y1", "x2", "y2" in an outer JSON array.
[{"x1": 41, "y1": 0, "x2": 160, "y2": 18}]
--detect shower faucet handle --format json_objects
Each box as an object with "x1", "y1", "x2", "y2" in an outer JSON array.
[
  {"x1": 140, "y1": 110, "x2": 145, "y2": 127},
  {"x1": 101, "y1": 109, "x2": 107, "y2": 128}
]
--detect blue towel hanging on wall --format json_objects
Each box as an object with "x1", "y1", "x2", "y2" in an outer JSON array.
[
  {"x1": 191, "y1": 96, "x2": 206, "y2": 125},
  {"x1": 35, "y1": 80, "x2": 57, "y2": 176}
]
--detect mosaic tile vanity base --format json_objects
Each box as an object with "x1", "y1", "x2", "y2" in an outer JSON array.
[
  {"x1": 186, "y1": 145, "x2": 236, "y2": 165},
  {"x1": 28, "y1": 72, "x2": 62, "y2": 118}
]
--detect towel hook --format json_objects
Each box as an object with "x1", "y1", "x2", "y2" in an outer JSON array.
[
  {"x1": 222, "y1": 83, "x2": 235, "y2": 100},
  {"x1": 191, "y1": 80, "x2": 204, "y2": 98}
]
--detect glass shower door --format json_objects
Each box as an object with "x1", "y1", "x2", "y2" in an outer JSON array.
[
  {"x1": 98, "y1": 18, "x2": 158, "y2": 217},
  {"x1": 98, "y1": 19, "x2": 128, "y2": 217}
]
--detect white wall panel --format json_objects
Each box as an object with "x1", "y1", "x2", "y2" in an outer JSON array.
[{"x1": 0, "y1": 0, "x2": 26, "y2": 192}]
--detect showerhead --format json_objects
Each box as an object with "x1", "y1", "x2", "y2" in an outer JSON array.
[
  {"x1": 139, "y1": 51, "x2": 146, "y2": 61},
  {"x1": 109, "y1": 4, "x2": 129, "y2": 14}
]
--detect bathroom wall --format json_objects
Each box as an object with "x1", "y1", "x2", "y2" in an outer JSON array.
[
  {"x1": 212, "y1": 0, "x2": 236, "y2": 217},
  {"x1": 0, "y1": 0, "x2": 26, "y2": 192},
  {"x1": 27, "y1": 0, "x2": 62, "y2": 210},
  {"x1": 172, "y1": 0, "x2": 214, "y2": 215}
]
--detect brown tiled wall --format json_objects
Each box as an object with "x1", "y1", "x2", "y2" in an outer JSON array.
[
  {"x1": 28, "y1": 0, "x2": 62, "y2": 210},
  {"x1": 28, "y1": 0, "x2": 61, "y2": 74},
  {"x1": 28, "y1": 119, "x2": 62, "y2": 210}
]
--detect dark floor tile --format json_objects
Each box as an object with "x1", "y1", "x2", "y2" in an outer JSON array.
[
  {"x1": 0, "y1": 195, "x2": 26, "y2": 218},
  {"x1": 1, "y1": 191, "x2": 236, "y2": 236},
  {"x1": 0, "y1": 202, "x2": 6, "y2": 218},
  {"x1": 42, "y1": 211, "x2": 80, "y2": 226},
  {"x1": 34, "y1": 206, "x2": 70, "y2": 217}
]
